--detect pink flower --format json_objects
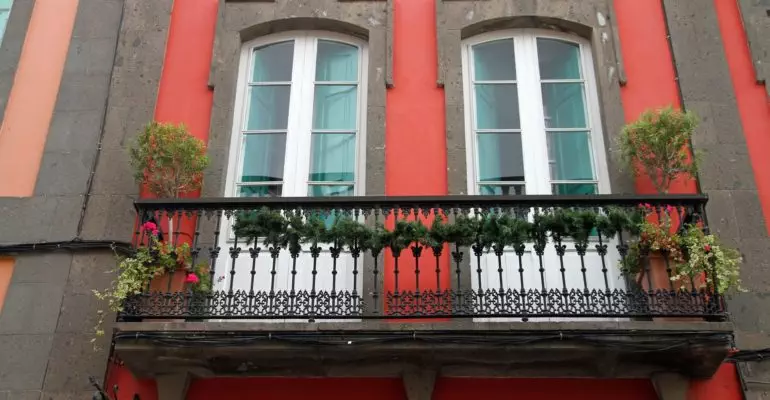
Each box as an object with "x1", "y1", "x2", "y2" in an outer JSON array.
[
  {"x1": 703, "y1": 244, "x2": 712, "y2": 253},
  {"x1": 643, "y1": 203, "x2": 652, "y2": 209},
  {"x1": 151, "y1": 229, "x2": 159, "y2": 236},
  {"x1": 142, "y1": 221, "x2": 157, "y2": 232},
  {"x1": 666, "y1": 205, "x2": 675, "y2": 214},
  {"x1": 185, "y1": 273, "x2": 200, "y2": 284}
]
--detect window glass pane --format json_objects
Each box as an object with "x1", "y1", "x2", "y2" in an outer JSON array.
[
  {"x1": 0, "y1": 0, "x2": 11, "y2": 8},
  {"x1": 477, "y1": 133, "x2": 524, "y2": 182},
  {"x1": 0, "y1": 9, "x2": 9, "y2": 43},
  {"x1": 316, "y1": 40, "x2": 358, "y2": 82},
  {"x1": 551, "y1": 183, "x2": 597, "y2": 195},
  {"x1": 473, "y1": 39, "x2": 515, "y2": 81},
  {"x1": 479, "y1": 185, "x2": 525, "y2": 196},
  {"x1": 241, "y1": 134, "x2": 286, "y2": 182},
  {"x1": 308, "y1": 185, "x2": 355, "y2": 197},
  {"x1": 239, "y1": 185, "x2": 283, "y2": 197},
  {"x1": 309, "y1": 133, "x2": 356, "y2": 182},
  {"x1": 537, "y1": 38, "x2": 581, "y2": 80},
  {"x1": 246, "y1": 86, "x2": 290, "y2": 130},
  {"x1": 474, "y1": 84, "x2": 519, "y2": 129},
  {"x1": 547, "y1": 131, "x2": 594, "y2": 181},
  {"x1": 541, "y1": 83, "x2": 587, "y2": 129},
  {"x1": 252, "y1": 41, "x2": 294, "y2": 82},
  {"x1": 313, "y1": 85, "x2": 357, "y2": 130}
]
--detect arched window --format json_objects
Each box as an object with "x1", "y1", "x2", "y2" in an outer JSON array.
[
  {"x1": 225, "y1": 31, "x2": 368, "y2": 199},
  {"x1": 462, "y1": 30, "x2": 609, "y2": 196}
]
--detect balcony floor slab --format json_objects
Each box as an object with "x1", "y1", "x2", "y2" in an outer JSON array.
[{"x1": 113, "y1": 320, "x2": 733, "y2": 380}]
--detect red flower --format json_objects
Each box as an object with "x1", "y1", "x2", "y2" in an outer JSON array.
[
  {"x1": 185, "y1": 273, "x2": 200, "y2": 284},
  {"x1": 703, "y1": 244, "x2": 712, "y2": 253},
  {"x1": 142, "y1": 221, "x2": 157, "y2": 232}
]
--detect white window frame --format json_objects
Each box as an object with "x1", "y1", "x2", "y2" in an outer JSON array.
[
  {"x1": 461, "y1": 29, "x2": 610, "y2": 196},
  {"x1": 224, "y1": 30, "x2": 369, "y2": 202}
]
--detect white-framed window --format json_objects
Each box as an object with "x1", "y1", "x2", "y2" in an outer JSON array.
[
  {"x1": 0, "y1": 0, "x2": 13, "y2": 45},
  {"x1": 225, "y1": 31, "x2": 368, "y2": 200},
  {"x1": 462, "y1": 29, "x2": 610, "y2": 196}
]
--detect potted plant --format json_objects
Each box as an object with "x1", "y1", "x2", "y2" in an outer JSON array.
[
  {"x1": 128, "y1": 121, "x2": 209, "y2": 289},
  {"x1": 617, "y1": 107, "x2": 702, "y2": 294}
]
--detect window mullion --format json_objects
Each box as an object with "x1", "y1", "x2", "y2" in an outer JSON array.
[
  {"x1": 290, "y1": 36, "x2": 316, "y2": 197},
  {"x1": 515, "y1": 35, "x2": 545, "y2": 195},
  {"x1": 527, "y1": 34, "x2": 551, "y2": 195}
]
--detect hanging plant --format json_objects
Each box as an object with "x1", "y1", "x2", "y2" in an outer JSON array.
[
  {"x1": 92, "y1": 222, "x2": 191, "y2": 343},
  {"x1": 617, "y1": 107, "x2": 701, "y2": 194},
  {"x1": 676, "y1": 226, "x2": 742, "y2": 294}
]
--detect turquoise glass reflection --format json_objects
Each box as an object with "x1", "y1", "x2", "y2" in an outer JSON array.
[
  {"x1": 308, "y1": 185, "x2": 354, "y2": 197},
  {"x1": 239, "y1": 185, "x2": 282, "y2": 197},
  {"x1": 537, "y1": 38, "x2": 581, "y2": 80},
  {"x1": 541, "y1": 83, "x2": 587, "y2": 129},
  {"x1": 241, "y1": 134, "x2": 286, "y2": 182},
  {"x1": 477, "y1": 133, "x2": 524, "y2": 182},
  {"x1": 313, "y1": 85, "x2": 357, "y2": 130},
  {"x1": 547, "y1": 131, "x2": 594, "y2": 181},
  {"x1": 474, "y1": 84, "x2": 519, "y2": 129},
  {"x1": 479, "y1": 185, "x2": 525, "y2": 196},
  {"x1": 247, "y1": 86, "x2": 290, "y2": 130},
  {"x1": 316, "y1": 40, "x2": 359, "y2": 82},
  {"x1": 473, "y1": 39, "x2": 516, "y2": 81},
  {"x1": 551, "y1": 183, "x2": 597, "y2": 195},
  {"x1": 252, "y1": 41, "x2": 294, "y2": 82},
  {"x1": 309, "y1": 133, "x2": 356, "y2": 182}
]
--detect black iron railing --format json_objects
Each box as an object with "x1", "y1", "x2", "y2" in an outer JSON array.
[{"x1": 120, "y1": 194, "x2": 726, "y2": 321}]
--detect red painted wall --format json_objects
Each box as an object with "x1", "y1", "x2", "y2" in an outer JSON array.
[
  {"x1": 434, "y1": 377, "x2": 657, "y2": 400},
  {"x1": 104, "y1": 363, "x2": 157, "y2": 400},
  {"x1": 187, "y1": 377, "x2": 406, "y2": 400},
  {"x1": 612, "y1": 0, "x2": 697, "y2": 195},
  {"x1": 383, "y1": 0, "x2": 450, "y2": 301},
  {"x1": 714, "y1": 0, "x2": 770, "y2": 235},
  {"x1": 688, "y1": 364, "x2": 743, "y2": 400}
]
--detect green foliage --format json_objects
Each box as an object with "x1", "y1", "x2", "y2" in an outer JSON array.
[
  {"x1": 129, "y1": 122, "x2": 210, "y2": 198},
  {"x1": 479, "y1": 213, "x2": 532, "y2": 250},
  {"x1": 190, "y1": 261, "x2": 213, "y2": 294},
  {"x1": 92, "y1": 227, "x2": 191, "y2": 343},
  {"x1": 677, "y1": 226, "x2": 743, "y2": 294},
  {"x1": 617, "y1": 107, "x2": 701, "y2": 194},
  {"x1": 232, "y1": 207, "x2": 289, "y2": 247}
]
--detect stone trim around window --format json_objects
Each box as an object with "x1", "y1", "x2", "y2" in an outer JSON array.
[
  {"x1": 206, "y1": 0, "x2": 390, "y2": 200},
  {"x1": 738, "y1": 0, "x2": 770, "y2": 96},
  {"x1": 436, "y1": 0, "x2": 631, "y2": 196},
  {"x1": 0, "y1": 0, "x2": 35, "y2": 123}
]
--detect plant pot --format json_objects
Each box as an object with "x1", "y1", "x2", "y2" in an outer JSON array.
[
  {"x1": 635, "y1": 252, "x2": 705, "y2": 322},
  {"x1": 147, "y1": 264, "x2": 189, "y2": 323}
]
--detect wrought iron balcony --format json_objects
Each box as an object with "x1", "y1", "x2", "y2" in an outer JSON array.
[{"x1": 120, "y1": 194, "x2": 726, "y2": 321}]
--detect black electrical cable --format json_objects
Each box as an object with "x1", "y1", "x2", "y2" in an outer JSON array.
[{"x1": 0, "y1": 239, "x2": 134, "y2": 255}]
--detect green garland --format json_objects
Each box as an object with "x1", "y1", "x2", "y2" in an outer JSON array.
[{"x1": 232, "y1": 207, "x2": 642, "y2": 254}]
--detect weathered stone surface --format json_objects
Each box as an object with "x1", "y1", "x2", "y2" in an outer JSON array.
[
  {"x1": 206, "y1": 0, "x2": 389, "y2": 200},
  {"x1": 0, "y1": 335, "x2": 54, "y2": 391}
]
